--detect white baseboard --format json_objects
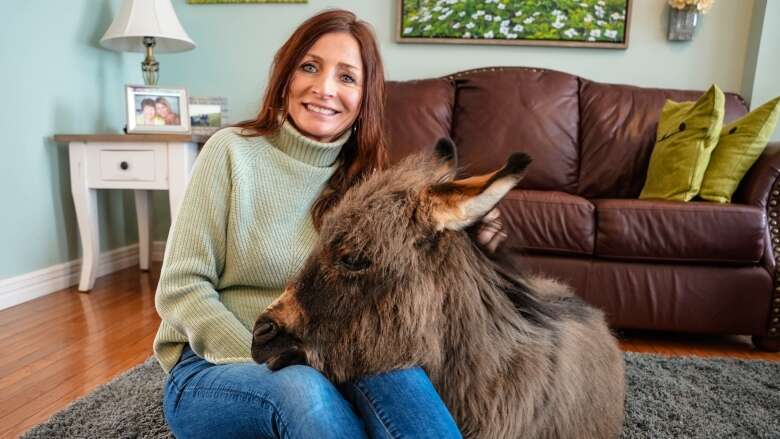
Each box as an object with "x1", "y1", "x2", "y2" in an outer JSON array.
[{"x1": 0, "y1": 240, "x2": 167, "y2": 311}]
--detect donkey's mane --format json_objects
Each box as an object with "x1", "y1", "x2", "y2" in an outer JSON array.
[
  {"x1": 492, "y1": 264, "x2": 557, "y2": 327},
  {"x1": 340, "y1": 153, "x2": 449, "y2": 207},
  {"x1": 343, "y1": 151, "x2": 562, "y2": 329}
]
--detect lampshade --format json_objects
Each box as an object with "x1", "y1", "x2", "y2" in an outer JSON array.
[{"x1": 100, "y1": 0, "x2": 195, "y2": 53}]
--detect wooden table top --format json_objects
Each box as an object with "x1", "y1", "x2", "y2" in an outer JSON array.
[{"x1": 53, "y1": 133, "x2": 208, "y2": 143}]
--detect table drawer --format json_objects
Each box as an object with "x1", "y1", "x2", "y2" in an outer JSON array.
[
  {"x1": 99, "y1": 150, "x2": 156, "y2": 181},
  {"x1": 86, "y1": 143, "x2": 168, "y2": 189}
]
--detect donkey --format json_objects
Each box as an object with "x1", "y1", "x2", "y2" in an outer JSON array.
[{"x1": 252, "y1": 139, "x2": 625, "y2": 438}]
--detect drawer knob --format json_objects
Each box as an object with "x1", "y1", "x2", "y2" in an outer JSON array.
[{"x1": 120, "y1": 161, "x2": 129, "y2": 170}]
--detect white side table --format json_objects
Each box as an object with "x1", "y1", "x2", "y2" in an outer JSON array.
[{"x1": 54, "y1": 134, "x2": 201, "y2": 292}]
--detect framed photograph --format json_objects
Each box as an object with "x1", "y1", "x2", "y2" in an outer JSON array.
[
  {"x1": 189, "y1": 96, "x2": 229, "y2": 137},
  {"x1": 125, "y1": 85, "x2": 190, "y2": 134},
  {"x1": 397, "y1": 0, "x2": 631, "y2": 49}
]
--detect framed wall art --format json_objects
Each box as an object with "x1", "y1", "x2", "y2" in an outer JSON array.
[{"x1": 397, "y1": 0, "x2": 631, "y2": 49}]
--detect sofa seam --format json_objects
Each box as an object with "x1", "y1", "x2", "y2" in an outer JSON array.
[
  {"x1": 596, "y1": 206, "x2": 761, "y2": 214},
  {"x1": 593, "y1": 253, "x2": 762, "y2": 265}
]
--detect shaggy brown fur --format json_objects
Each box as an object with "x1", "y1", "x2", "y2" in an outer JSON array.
[{"x1": 252, "y1": 139, "x2": 625, "y2": 438}]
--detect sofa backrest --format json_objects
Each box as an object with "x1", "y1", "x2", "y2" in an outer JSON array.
[
  {"x1": 384, "y1": 78, "x2": 454, "y2": 164},
  {"x1": 385, "y1": 67, "x2": 580, "y2": 193},
  {"x1": 446, "y1": 67, "x2": 581, "y2": 193},
  {"x1": 577, "y1": 79, "x2": 749, "y2": 198},
  {"x1": 383, "y1": 67, "x2": 750, "y2": 198}
]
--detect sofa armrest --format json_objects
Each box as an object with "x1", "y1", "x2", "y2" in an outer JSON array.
[
  {"x1": 734, "y1": 142, "x2": 780, "y2": 277},
  {"x1": 736, "y1": 143, "x2": 780, "y2": 343},
  {"x1": 735, "y1": 142, "x2": 780, "y2": 208}
]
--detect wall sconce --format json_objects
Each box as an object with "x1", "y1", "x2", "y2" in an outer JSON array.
[{"x1": 667, "y1": 0, "x2": 715, "y2": 41}]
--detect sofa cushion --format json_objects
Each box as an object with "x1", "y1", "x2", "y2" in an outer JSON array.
[
  {"x1": 515, "y1": 254, "x2": 772, "y2": 335},
  {"x1": 639, "y1": 84, "x2": 725, "y2": 201},
  {"x1": 700, "y1": 96, "x2": 780, "y2": 203},
  {"x1": 578, "y1": 79, "x2": 749, "y2": 199},
  {"x1": 594, "y1": 199, "x2": 765, "y2": 264},
  {"x1": 499, "y1": 190, "x2": 595, "y2": 256},
  {"x1": 385, "y1": 78, "x2": 454, "y2": 164},
  {"x1": 448, "y1": 67, "x2": 580, "y2": 192}
]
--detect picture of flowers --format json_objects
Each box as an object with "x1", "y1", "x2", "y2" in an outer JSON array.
[{"x1": 397, "y1": 0, "x2": 631, "y2": 48}]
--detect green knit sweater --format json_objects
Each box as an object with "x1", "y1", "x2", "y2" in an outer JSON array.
[{"x1": 153, "y1": 121, "x2": 350, "y2": 373}]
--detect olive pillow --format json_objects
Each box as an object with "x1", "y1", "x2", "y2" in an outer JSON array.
[
  {"x1": 699, "y1": 96, "x2": 780, "y2": 203},
  {"x1": 639, "y1": 84, "x2": 725, "y2": 201}
]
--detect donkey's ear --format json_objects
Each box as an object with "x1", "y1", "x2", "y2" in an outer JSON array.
[
  {"x1": 428, "y1": 153, "x2": 531, "y2": 231},
  {"x1": 432, "y1": 138, "x2": 458, "y2": 182}
]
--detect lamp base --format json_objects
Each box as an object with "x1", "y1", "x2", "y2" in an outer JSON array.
[{"x1": 142, "y1": 36, "x2": 159, "y2": 86}]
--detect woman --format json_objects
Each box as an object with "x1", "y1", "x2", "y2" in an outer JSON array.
[
  {"x1": 136, "y1": 98, "x2": 164, "y2": 125},
  {"x1": 154, "y1": 9, "x2": 503, "y2": 439},
  {"x1": 154, "y1": 96, "x2": 181, "y2": 125}
]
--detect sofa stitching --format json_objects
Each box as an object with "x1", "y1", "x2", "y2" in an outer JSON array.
[
  {"x1": 519, "y1": 244, "x2": 592, "y2": 254},
  {"x1": 442, "y1": 66, "x2": 550, "y2": 81},
  {"x1": 764, "y1": 176, "x2": 780, "y2": 338},
  {"x1": 507, "y1": 200, "x2": 593, "y2": 207}
]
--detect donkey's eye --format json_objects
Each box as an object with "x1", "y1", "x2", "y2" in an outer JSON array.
[{"x1": 338, "y1": 253, "x2": 372, "y2": 272}]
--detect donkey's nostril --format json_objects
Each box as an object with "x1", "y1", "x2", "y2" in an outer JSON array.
[{"x1": 254, "y1": 321, "x2": 278, "y2": 344}]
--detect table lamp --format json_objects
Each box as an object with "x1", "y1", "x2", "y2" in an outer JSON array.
[{"x1": 100, "y1": 0, "x2": 195, "y2": 85}]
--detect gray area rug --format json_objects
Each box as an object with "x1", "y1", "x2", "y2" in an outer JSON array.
[{"x1": 21, "y1": 353, "x2": 780, "y2": 439}]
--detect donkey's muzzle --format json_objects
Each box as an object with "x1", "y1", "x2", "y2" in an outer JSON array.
[
  {"x1": 252, "y1": 315, "x2": 307, "y2": 368},
  {"x1": 252, "y1": 316, "x2": 281, "y2": 365},
  {"x1": 253, "y1": 319, "x2": 278, "y2": 345}
]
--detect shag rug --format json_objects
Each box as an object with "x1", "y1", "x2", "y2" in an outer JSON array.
[{"x1": 20, "y1": 353, "x2": 780, "y2": 439}]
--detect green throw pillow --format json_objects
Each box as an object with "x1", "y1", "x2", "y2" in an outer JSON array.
[
  {"x1": 699, "y1": 96, "x2": 780, "y2": 203},
  {"x1": 639, "y1": 84, "x2": 725, "y2": 201}
]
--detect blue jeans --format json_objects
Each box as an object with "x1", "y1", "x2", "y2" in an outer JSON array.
[{"x1": 163, "y1": 345, "x2": 463, "y2": 439}]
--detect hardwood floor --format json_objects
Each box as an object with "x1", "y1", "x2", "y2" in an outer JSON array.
[
  {"x1": 0, "y1": 264, "x2": 778, "y2": 438},
  {"x1": 0, "y1": 266, "x2": 161, "y2": 438}
]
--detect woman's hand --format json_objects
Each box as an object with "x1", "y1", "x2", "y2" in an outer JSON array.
[{"x1": 472, "y1": 208, "x2": 507, "y2": 254}]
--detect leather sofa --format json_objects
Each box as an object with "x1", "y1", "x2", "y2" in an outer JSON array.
[{"x1": 384, "y1": 66, "x2": 780, "y2": 351}]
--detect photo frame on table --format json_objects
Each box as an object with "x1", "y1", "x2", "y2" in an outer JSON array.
[
  {"x1": 125, "y1": 85, "x2": 191, "y2": 134},
  {"x1": 189, "y1": 96, "x2": 229, "y2": 137},
  {"x1": 397, "y1": 0, "x2": 631, "y2": 49}
]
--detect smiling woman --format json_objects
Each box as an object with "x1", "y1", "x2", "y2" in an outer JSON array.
[
  {"x1": 286, "y1": 32, "x2": 364, "y2": 143},
  {"x1": 151, "y1": 8, "x2": 468, "y2": 439},
  {"x1": 233, "y1": 9, "x2": 389, "y2": 230}
]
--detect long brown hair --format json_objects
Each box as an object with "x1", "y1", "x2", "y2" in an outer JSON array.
[{"x1": 234, "y1": 9, "x2": 388, "y2": 229}]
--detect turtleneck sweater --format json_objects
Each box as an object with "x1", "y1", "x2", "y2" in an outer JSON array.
[{"x1": 153, "y1": 121, "x2": 350, "y2": 373}]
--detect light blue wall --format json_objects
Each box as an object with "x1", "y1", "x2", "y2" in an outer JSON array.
[
  {"x1": 0, "y1": 1, "x2": 141, "y2": 278},
  {"x1": 1, "y1": 0, "x2": 776, "y2": 280},
  {"x1": 748, "y1": 0, "x2": 780, "y2": 142},
  {"x1": 161, "y1": 0, "x2": 757, "y2": 122},
  {"x1": 149, "y1": 0, "x2": 763, "y2": 240}
]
